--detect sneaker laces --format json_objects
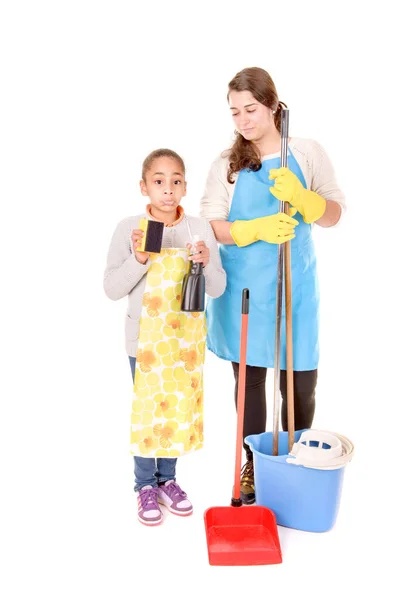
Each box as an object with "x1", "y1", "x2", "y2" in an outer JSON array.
[
  {"x1": 240, "y1": 460, "x2": 254, "y2": 485},
  {"x1": 164, "y1": 481, "x2": 187, "y2": 501},
  {"x1": 139, "y1": 487, "x2": 159, "y2": 510}
]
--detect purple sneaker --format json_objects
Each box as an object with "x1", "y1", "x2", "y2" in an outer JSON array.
[
  {"x1": 157, "y1": 481, "x2": 193, "y2": 516},
  {"x1": 137, "y1": 486, "x2": 162, "y2": 526}
]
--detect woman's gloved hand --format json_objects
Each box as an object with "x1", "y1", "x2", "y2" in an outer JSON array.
[
  {"x1": 269, "y1": 167, "x2": 326, "y2": 224},
  {"x1": 230, "y1": 213, "x2": 299, "y2": 247}
]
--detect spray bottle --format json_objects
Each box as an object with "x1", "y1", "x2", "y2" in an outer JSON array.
[{"x1": 180, "y1": 235, "x2": 205, "y2": 312}]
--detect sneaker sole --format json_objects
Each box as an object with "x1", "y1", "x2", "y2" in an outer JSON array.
[
  {"x1": 137, "y1": 514, "x2": 163, "y2": 526},
  {"x1": 158, "y1": 498, "x2": 193, "y2": 516}
]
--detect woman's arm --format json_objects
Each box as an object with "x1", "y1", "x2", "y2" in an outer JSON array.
[
  {"x1": 315, "y1": 200, "x2": 342, "y2": 227},
  {"x1": 203, "y1": 220, "x2": 227, "y2": 298},
  {"x1": 199, "y1": 156, "x2": 236, "y2": 245},
  {"x1": 209, "y1": 219, "x2": 235, "y2": 245},
  {"x1": 312, "y1": 141, "x2": 346, "y2": 228}
]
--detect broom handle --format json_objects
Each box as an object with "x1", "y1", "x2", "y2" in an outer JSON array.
[
  {"x1": 232, "y1": 289, "x2": 249, "y2": 506},
  {"x1": 273, "y1": 109, "x2": 294, "y2": 455},
  {"x1": 282, "y1": 110, "x2": 295, "y2": 452},
  {"x1": 284, "y1": 205, "x2": 295, "y2": 452},
  {"x1": 272, "y1": 244, "x2": 283, "y2": 456}
]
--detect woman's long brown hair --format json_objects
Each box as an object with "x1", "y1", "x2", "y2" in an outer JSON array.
[{"x1": 226, "y1": 67, "x2": 287, "y2": 184}]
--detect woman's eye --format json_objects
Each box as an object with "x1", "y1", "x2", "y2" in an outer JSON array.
[
  {"x1": 247, "y1": 109, "x2": 255, "y2": 113},
  {"x1": 155, "y1": 180, "x2": 162, "y2": 184},
  {"x1": 174, "y1": 180, "x2": 181, "y2": 185}
]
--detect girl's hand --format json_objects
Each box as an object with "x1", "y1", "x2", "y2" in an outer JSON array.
[
  {"x1": 186, "y1": 240, "x2": 210, "y2": 268},
  {"x1": 131, "y1": 229, "x2": 150, "y2": 264}
]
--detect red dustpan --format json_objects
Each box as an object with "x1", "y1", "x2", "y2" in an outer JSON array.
[{"x1": 204, "y1": 289, "x2": 282, "y2": 566}]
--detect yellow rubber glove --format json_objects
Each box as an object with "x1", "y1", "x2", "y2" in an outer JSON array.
[
  {"x1": 269, "y1": 167, "x2": 326, "y2": 224},
  {"x1": 230, "y1": 213, "x2": 299, "y2": 247}
]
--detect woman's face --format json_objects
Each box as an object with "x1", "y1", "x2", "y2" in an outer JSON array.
[{"x1": 229, "y1": 90, "x2": 275, "y2": 142}]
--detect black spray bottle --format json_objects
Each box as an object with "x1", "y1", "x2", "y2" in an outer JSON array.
[{"x1": 181, "y1": 235, "x2": 205, "y2": 312}]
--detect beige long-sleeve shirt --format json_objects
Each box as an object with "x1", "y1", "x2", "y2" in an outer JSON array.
[
  {"x1": 200, "y1": 137, "x2": 346, "y2": 221},
  {"x1": 104, "y1": 210, "x2": 226, "y2": 357}
]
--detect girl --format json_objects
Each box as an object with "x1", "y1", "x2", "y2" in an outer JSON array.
[{"x1": 104, "y1": 149, "x2": 226, "y2": 525}]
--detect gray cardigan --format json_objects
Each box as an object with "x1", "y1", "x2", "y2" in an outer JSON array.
[{"x1": 104, "y1": 212, "x2": 226, "y2": 356}]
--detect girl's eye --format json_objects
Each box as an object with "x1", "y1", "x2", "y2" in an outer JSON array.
[
  {"x1": 174, "y1": 180, "x2": 181, "y2": 185},
  {"x1": 247, "y1": 109, "x2": 255, "y2": 113},
  {"x1": 232, "y1": 113, "x2": 239, "y2": 117},
  {"x1": 155, "y1": 180, "x2": 162, "y2": 184}
]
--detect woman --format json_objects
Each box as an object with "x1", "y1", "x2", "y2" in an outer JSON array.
[{"x1": 200, "y1": 67, "x2": 345, "y2": 504}]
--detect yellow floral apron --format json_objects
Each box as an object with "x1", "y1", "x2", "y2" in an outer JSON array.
[{"x1": 130, "y1": 248, "x2": 206, "y2": 458}]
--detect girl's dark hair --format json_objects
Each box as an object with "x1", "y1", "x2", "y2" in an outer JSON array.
[
  {"x1": 226, "y1": 67, "x2": 287, "y2": 183},
  {"x1": 142, "y1": 148, "x2": 185, "y2": 180}
]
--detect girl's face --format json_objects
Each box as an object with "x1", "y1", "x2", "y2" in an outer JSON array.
[
  {"x1": 229, "y1": 90, "x2": 275, "y2": 142},
  {"x1": 140, "y1": 156, "x2": 187, "y2": 215}
]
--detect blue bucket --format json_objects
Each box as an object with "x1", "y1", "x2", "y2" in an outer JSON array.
[{"x1": 245, "y1": 430, "x2": 346, "y2": 532}]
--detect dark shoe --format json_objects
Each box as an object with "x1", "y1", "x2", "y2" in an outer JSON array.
[{"x1": 240, "y1": 460, "x2": 255, "y2": 505}]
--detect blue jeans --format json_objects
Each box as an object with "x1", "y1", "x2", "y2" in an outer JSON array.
[{"x1": 129, "y1": 356, "x2": 177, "y2": 492}]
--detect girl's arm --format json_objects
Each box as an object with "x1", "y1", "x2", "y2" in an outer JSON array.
[{"x1": 103, "y1": 218, "x2": 150, "y2": 301}]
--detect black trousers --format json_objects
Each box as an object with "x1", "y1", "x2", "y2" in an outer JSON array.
[{"x1": 232, "y1": 363, "x2": 318, "y2": 460}]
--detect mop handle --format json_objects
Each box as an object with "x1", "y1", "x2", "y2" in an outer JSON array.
[
  {"x1": 272, "y1": 109, "x2": 289, "y2": 456},
  {"x1": 232, "y1": 289, "x2": 249, "y2": 507},
  {"x1": 281, "y1": 110, "x2": 295, "y2": 452}
]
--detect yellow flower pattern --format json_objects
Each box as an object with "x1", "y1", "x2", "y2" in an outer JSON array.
[{"x1": 131, "y1": 248, "x2": 206, "y2": 457}]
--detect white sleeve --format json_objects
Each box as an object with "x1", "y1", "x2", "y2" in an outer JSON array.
[
  {"x1": 103, "y1": 217, "x2": 150, "y2": 301},
  {"x1": 310, "y1": 141, "x2": 346, "y2": 213},
  {"x1": 199, "y1": 156, "x2": 231, "y2": 221},
  {"x1": 203, "y1": 219, "x2": 226, "y2": 298}
]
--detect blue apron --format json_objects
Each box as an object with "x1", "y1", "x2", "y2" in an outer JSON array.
[{"x1": 206, "y1": 149, "x2": 319, "y2": 370}]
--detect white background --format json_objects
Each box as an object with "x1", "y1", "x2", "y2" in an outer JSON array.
[{"x1": 1, "y1": 1, "x2": 398, "y2": 598}]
